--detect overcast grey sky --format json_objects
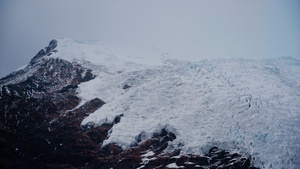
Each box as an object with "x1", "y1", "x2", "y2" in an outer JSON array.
[{"x1": 0, "y1": 0, "x2": 299, "y2": 78}]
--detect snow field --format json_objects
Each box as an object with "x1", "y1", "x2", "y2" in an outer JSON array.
[{"x1": 51, "y1": 39, "x2": 300, "y2": 168}]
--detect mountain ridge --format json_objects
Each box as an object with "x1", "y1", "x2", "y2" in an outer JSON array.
[{"x1": 1, "y1": 39, "x2": 299, "y2": 168}]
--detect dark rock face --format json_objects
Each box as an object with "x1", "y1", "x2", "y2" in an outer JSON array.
[
  {"x1": 123, "y1": 84, "x2": 131, "y2": 90},
  {"x1": 0, "y1": 40, "x2": 259, "y2": 169},
  {"x1": 30, "y1": 39, "x2": 57, "y2": 64}
]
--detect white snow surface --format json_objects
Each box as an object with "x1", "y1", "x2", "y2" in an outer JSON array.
[
  {"x1": 166, "y1": 163, "x2": 184, "y2": 168},
  {"x1": 51, "y1": 38, "x2": 300, "y2": 169}
]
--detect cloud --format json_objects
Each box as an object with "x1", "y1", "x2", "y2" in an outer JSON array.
[{"x1": 0, "y1": 0, "x2": 299, "y2": 78}]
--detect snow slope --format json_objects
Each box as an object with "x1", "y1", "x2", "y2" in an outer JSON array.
[{"x1": 51, "y1": 39, "x2": 300, "y2": 168}]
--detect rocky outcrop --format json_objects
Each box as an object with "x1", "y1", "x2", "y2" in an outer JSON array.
[
  {"x1": 30, "y1": 39, "x2": 57, "y2": 65},
  {"x1": 0, "y1": 40, "x2": 99, "y2": 168}
]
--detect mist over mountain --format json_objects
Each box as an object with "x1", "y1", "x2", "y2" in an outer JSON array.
[
  {"x1": 0, "y1": 39, "x2": 299, "y2": 168},
  {"x1": 1, "y1": 0, "x2": 300, "y2": 78}
]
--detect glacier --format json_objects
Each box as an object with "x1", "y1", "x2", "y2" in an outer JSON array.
[{"x1": 50, "y1": 38, "x2": 300, "y2": 168}]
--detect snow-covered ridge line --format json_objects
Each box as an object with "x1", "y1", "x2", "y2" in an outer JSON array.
[
  {"x1": 0, "y1": 39, "x2": 58, "y2": 86},
  {"x1": 49, "y1": 38, "x2": 169, "y2": 74}
]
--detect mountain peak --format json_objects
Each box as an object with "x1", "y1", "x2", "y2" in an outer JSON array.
[{"x1": 29, "y1": 39, "x2": 58, "y2": 65}]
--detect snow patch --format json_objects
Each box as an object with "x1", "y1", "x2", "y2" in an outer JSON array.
[
  {"x1": 166, "y1": 163, "x2": 184, "y2": 168},
  {"x1": 139, "y1": 151, "x2": 157, "y2": 167}
]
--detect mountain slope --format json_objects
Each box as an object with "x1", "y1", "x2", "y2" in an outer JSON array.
[{"x1": 1, "y1": 39, "x2": 299, "y2": 168}]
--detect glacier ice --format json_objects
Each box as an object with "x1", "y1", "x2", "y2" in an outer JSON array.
[{"x1": 50, "y1": 39, "x2": 300, "y2": 168}]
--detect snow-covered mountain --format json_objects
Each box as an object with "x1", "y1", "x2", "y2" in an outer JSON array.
[{"x1": 0, "y1": 39, "x2": 299, "y2": 169}]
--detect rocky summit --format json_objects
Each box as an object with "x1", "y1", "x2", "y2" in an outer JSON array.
[{"x1": 1, "y1": 39, "x2": 299, "y2": 168}]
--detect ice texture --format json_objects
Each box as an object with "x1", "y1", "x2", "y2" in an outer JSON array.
[{"x1": 51, "y1": 39, "x2": 300, "y2": 168}]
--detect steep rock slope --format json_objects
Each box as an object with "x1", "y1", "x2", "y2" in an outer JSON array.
[{"x1": 0, "y1": 40, "x2": 103, "y2": 168}]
